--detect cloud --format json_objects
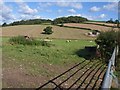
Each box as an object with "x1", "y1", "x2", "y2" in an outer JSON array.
[
  {"x1": 66, "y1": 14, "x2": 94, "y2": 20},
  {"x1": 99, "y1": 14, "x2": 106, "y2": 18},
  {"x1": 103, "y1": 2, "x2": 118, "y2": 11},
  {"x1": 56, "y1": 2, "x2": 83, "y2": 9},
  {"x1": 0, "y1": 0, "x2": 3, "y2": 5},
  {"x1": 67, "y1": 14, "x2": 81, "y2": 17},
  {"x1": 46, "y1": 10, "x2": 52, "y2": 13},
  {"x1": 72, "y1": 3, "x2": 83, "y2": 9},
  {"x1": 1, "y1": 1, "x2": 16, "y2": 23},
  {"x1": 58, "y1": 9, "x2": 62, "y2": 13},
  {"x1": 20, "y1": 15, "x2": 41, "y2": 20},
  {"x1": 81, "y1": 15, "x2": 94, "y2": 20},
  {"x1": 38, "y1": 2, "x2": 83, "y2": 9},
  {"x1": 39, "y1": 2, "x2": 52, "y2": 8},
  {"x1": 90, "y1": 6, "x2": 100, "y2": 12},
  {"x1": 17, "y1": 2, "x2": 38, "y2": 15},
  {"x1": 68, "y1": 9, "x2": 76, "y2": 13}
]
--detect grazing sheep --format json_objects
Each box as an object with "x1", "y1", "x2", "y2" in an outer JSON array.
[
  {"x1": 66, "y1": 40, "x2": 69, "y2": 42},
  {"x1": 66, "y1": 40, "x2": 71, "y2": 42}
]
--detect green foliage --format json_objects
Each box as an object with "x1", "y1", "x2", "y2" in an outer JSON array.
[
  {"x1": 116, "y1": 31, "x2": 120, "y2": 48},
  {"x1": 41, "y1": 41, "x2": 52, "y2": 47},
  {"x1": 9, "y1": 36, "x2": 41, "y2": 46},
  {"x1": 95, "y1": 30, "x2": 118, "y2": 63},
  {"x1": 6, "y1": 19, "x2": 52, "y2": 26},
  {"x1": 3, "y1": 16, "x2": 89, "y2": 26},
  {"x1": 52, "y1": 16, "x2": 88, "y2": 25},
  {"x1": 43, "y1": 26, "x2": 53, "y2": 34},
  {"x1": 9, "y1": 36, "x2": 54, "y2": 47}
]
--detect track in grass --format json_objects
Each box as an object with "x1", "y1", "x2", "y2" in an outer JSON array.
[{"x1": 36, "y1": 60, "x2": 107, "y2": 89}]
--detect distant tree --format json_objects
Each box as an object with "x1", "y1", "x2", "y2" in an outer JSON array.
[
  {"x1": 43, "y1": 26, "x2": 53, "y2": 35},
  {"x1": 2, "y1": 23, "x2": 7, "y2": 27},
  {"x1": 106, "y1": 18, "x2": 114, "y2": 23}
]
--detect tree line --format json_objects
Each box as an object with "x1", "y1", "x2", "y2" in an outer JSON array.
[
  {"x1": 2, "y1": 16, "x2": 88, "y2": 27},
  {"x1": 52, "y1": 16, "x2": 88, "y2": 25},
  {"x1": 2, "y1": 16, "x2": 119, "y2": 27},
  {"x1": 2, "y1": 19, "x2": 52, "y2": 27}
]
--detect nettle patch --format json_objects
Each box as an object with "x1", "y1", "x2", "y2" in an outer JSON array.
[{"x1": 9, "y1": 36, "x2": 54, "y2": 47}]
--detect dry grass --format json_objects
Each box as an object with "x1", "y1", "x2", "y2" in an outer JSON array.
[
  {"x1": 64, "y1": 23, "x2": 118, "y2": 32},
  {"x1": 1, "y1": 25, "x2": 93, "y2": 39}
]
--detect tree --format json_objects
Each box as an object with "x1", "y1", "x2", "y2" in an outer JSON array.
[
  {"x1": 2, "y1": 23, "x2": 7, "y2": 27},
  {"x1": 106, "y1": 18, "x2": 114, "y2": 23},
  {"x1": 43, "y1": 26, "x2": 53, "y2": 34}
]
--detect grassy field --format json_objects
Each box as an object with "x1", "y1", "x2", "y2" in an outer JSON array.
[{"x1": 2, "y1": 37, "x2": 98, "y2": 88}]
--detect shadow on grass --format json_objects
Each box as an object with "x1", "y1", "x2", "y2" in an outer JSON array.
[{"x1": 75, "y1": 48, "x2": 96, "y2": 60}]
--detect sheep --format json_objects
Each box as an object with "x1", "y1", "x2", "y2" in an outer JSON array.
[{"x1": 66, "y1": 40, "x2": 71, "y2": 42}]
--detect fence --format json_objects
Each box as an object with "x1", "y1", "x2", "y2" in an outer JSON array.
[{"x1": 101, "y1": 46, "x2": 119, "y2": 89}]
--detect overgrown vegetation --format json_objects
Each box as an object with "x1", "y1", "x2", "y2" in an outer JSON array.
[
  {"x1": 43, "y1": 26, "x2": 53, "y2": 35},
  {"x1": 95, "y1": 30, "x2": 120, "y2": 84},
  {"x1": 9, "y1": 36, "x2": 52, "y2": 47},
  {"x1": 95, "y1": 30, "x2": 120, "y2": 62},
  {"x1": 95, "y1": 30, "x2": 117, "y2": 62}
]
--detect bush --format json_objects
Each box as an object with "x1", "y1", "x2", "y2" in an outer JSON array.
[
  {"x1": 43, "y1": 26, "x2": 53, "y2": 34},
  {"x1": 95, "y1": 30, "x2": 118, "y2": 63},
  {"x1": 9, "y1": 36, "x2": 41, "y2": 45},
  {"x1": 9, "y1": 36, "x2": 54, "y2": 47}
]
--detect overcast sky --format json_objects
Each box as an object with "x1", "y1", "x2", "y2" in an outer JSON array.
[{"x1": 0, "y1": 0, "x2": 119, "y2": 24}]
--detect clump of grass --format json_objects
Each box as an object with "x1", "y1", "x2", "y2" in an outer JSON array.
[
  {"x1": 41, "y1": 41, "x2": 52, "y2": 47},
  {"x1": 9, "y1": 36, "x2": 53, "y2": 47},
  {"x1": 9, "y1": 36, "x2": 40, "y2": 45}
]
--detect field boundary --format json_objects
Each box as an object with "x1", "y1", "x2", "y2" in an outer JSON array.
[{"x1": 84, "y1": 22, "x2": 118, "y2": 28}]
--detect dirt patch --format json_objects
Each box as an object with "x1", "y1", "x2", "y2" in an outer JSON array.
[
  {"x1": 2, "y1": 59, "x2": 78, "y2": 88},
  {"x1": 2, "y1": 67, "x2": 46, "y2": 88}
]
